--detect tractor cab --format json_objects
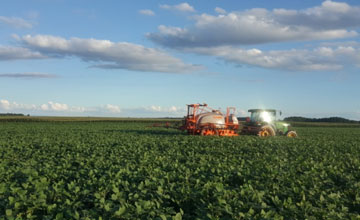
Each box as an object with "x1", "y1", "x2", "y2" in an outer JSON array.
[
  {"x1": 248, "y1": 109, "x2": 277, "y2": 123},
  {"x1": 242, "y1": 109, "x2": 297, "y2": 137}
]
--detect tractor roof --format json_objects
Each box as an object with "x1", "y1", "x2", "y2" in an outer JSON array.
[{"x1": 248, "y1": 109, "x2": 276, "y2": 113}]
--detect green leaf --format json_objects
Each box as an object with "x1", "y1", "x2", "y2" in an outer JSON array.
[
  {"x1": 215, "y1": 183, "x2": 223, "y2": 192},
  {"x1": 136, "y1": 203, "x2": 142, "y2": 214},
  {"x1": 104, "y1": 203, "x2": 111, "y2": 211},
  {"x1": 112, "y1": 187, "x2": 119, "y2": 193},
  {"x1": 100, "y1": 198, "x2": 105, "y2": 204},
  {"x1": 74, "y1": 211, "x2": 80, "y2": 220},
  {"x1": 6, "y1": 209, "x2": 12, "y2": 216},
  {"x1": 111, "y1": 193, "x2": 118, "y2": 200},
  {"x1": 56, "y1": 212, "x2": 63, "y2": 220},
  {"x1": 94, "y1": 192, "x2": 101, "y2": 199},
  {"x1": 8, "y1": 196, "x2": 15, "y2": 204},
  {"x1": 115, "y1": 206, "x2": 126, "y2": 216},
  {"x1": 248, "y1": 208, "x2": 254, "y2": 216},
  {"x1": 173, "y1": 212, "x2": 182, "y2": 220},
  {"x1": 15, "y1": 202, "x2": 21, "y2": 209},
  {"x1": 0, "y1": 183, "x2": 6, "y2": 194}
]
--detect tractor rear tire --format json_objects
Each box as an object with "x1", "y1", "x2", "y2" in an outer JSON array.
[
  {"x1": 258, "y1": 125, "x2": 275, "y2": 137},
  {"x1": 286, "y1": 130, "x2": 298, "y2": 138}
]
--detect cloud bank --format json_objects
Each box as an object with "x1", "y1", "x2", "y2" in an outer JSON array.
[
  {"x1": 147, "y1": 1, "x2": 360, "y2": 71},
  {"x1": 149, "y1": 1, "x2": 360, "y2": 48},
  {"x1": 0, "y1": 99, "x2": 186, "y2": 117},
  {"x1": 0, "y1": 35, "x2": 201, "y2": 73},
  {"x1": 186, "y1": 45, "x2": 360, "y2": 71}
]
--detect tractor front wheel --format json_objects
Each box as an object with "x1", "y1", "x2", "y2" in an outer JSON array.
[
  {"x1": 286, "y1": 130, "x2": 298, "y2": 138},
  {"x1": 258, "y1": 125, "x2": 275, "y2": 137}
]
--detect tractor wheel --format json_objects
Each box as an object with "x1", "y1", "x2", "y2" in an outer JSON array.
[
  {"x1": 286, "y1": 130, "x2": 298, "y2": 138},
  {"x1": 200, "y1": 128, "x2": 218, "y2": 136},
  {"x1": 200, "y1": 128, "x2": 210, "y2": 136},
  {"x1": 258, "y1": 125, "x2": 275, "y2": 137}
]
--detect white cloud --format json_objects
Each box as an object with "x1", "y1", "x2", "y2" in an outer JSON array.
[
  {"x1": 186, "y1": 45, "x2": 360, "y2": 71},
  {"x1": 0, "y1": 99, "x2": 85, "y2": 114},
  {"x1": 43, "y1": 101, "x2": 69, "y2": 111},
  {"x1": 0, "y1": 72, "x2": 56, "y2": 78},
  {"x1": 160, "y1": 3, "x2": 195, "y2": 12},
  {"x1": 149, "y1": 1, "x2": 360, "y2": 48},
  {"x1": 39, "y1": 102, "x2": 86, "y2": 113},
  {"x1": 0, "y1": 46, "x2": 46, "y2": 60},
  {"x1": 149, "y1": 105, "x2": 162, "y2": 112},
  {"x1": 3, "y1": 34, "x2": 201, "y2": 73},
  {"x1": 0, "y1": 16, "x2": 33, "y2": 28},
  {"x1": 215, "y1": 7, "x2": 226, "y2": 14},
  {"x1": 321, "y1": 0, "x2": 350, "y2": 12},
  {"x1": 105, "y1": 104, "x2": 121, "y2": 113},
  {"x1": 169, "y1": 106, "x2": 178, "y2": 112},
  {"x1": 0, "y1": 100, "x2": 10, "y2": 110},
  {"x1": 274, "y1": 0, "x2": 360, "y2": 30},
  {"x1": 156, "y1": 25, "x2": 188, "y2": 36},
  {"x1": 40, "y1": 104, "x2": 49, "y2": 111},
  {"x1": 0, "y1": 99, "x2": 37, "y2": 111},
  {"x1": 139, "y1": 9, "x2": 155, "y2": 16}
]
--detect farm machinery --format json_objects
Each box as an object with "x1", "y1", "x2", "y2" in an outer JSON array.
[
  {"x1": 241, "y1": 109, "x2": 297, "y2": 137},
  {"x1": 180, "y1": 103, "x2": 239, "y2": 136}
]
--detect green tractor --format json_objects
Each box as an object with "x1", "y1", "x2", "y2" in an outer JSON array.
[{"x1": 241, "y1": 109, "x2": 297, "y2": 137}]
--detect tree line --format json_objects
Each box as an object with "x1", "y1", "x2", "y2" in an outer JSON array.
[
  {"x1": 284, "y1": 116, "x2": 360, "y2": 124},
  {"x1": 0, "y1": 113, "x2": 28, "y2": 116}
]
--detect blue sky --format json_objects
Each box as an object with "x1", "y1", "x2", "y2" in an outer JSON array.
[{"x1": 1, "y1": 0, "x2": 360, "y2": 119}]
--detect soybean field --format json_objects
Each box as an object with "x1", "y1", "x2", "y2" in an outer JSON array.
[{"x1": 0, "y1": 119, "x2": 360, "y2": 219}]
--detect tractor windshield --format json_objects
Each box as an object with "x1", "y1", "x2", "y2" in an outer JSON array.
[{"x1": 250, "y1": 111, "x2": 276, "y2": 123}]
